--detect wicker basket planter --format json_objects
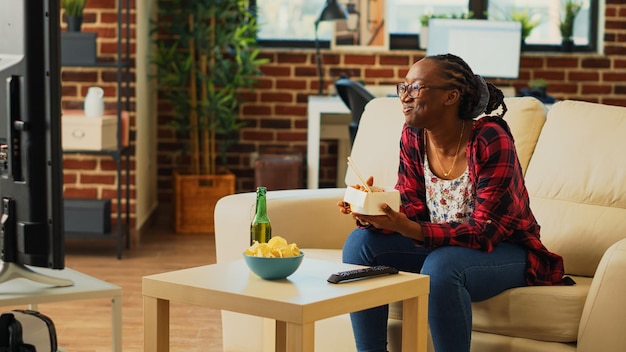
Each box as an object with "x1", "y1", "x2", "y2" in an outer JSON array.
[{"x1": 174, "y1": 171, "x2": 235, "y2": 234}]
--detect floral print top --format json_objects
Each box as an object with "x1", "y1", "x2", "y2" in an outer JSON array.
[{"x1": 424, "y1": 154, "x2": 475, "y2": 224}]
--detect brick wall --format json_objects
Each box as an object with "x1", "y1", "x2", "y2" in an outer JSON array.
[{"x1": 62, "y1": 1, "x2": 626, "y2": 217}]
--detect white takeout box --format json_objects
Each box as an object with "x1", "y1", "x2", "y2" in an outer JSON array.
[{"x1": 343, "y1": 186, "x2": 400, "y2": 215}]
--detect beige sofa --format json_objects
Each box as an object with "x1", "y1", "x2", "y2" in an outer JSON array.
[{"x1": 214, "y1": 96, "x2": 626, "y2": 351}]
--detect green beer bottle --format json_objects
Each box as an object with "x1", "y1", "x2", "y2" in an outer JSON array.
[{"x1": 250, "y1": 186, "x2": 272, "y2": 244}]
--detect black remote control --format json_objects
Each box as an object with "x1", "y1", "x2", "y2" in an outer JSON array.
[{"x1": 327, "y1": 265, "x2": 399, "y2": 284}]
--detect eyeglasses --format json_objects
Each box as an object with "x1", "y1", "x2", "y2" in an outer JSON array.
[{"x1": 396, "y1": 82, "x2": 455, "y2": 98}]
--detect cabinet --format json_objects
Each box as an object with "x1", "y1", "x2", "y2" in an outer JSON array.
[{"x1": 61, "y1": 0, "x2": 131, "y2": 259}]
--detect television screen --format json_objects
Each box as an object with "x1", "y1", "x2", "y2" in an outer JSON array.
[
  {"x1": 426, "y1": 19, "x2": 522, "y2": 79},
  {"x1": 0, "y1": 0, "x2": 70, "y2": 285}
]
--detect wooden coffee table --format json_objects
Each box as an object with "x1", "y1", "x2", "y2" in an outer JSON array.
[{"x1": 143, "y1": 258, "x2": 429, "y2": 352}]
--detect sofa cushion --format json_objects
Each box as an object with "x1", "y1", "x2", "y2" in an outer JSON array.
[
  {"x1": 345, "y1": 97, "x2": 404, "y2": 188},
  {"x1": 500, "y1": 97, "x2": 547, "y2": 175},
  {"x1": 387, "y1": 276, "x2": 589, "y2": 343},
  {"x1": 472, "y1": 276, "x2": 590, "y2": 342},
  {"x1": 472, "y1": 331, "x2": 577, "y2": 352},
  {"x1": 525, "y1": 100, "x2": 626, "y2": 277}
]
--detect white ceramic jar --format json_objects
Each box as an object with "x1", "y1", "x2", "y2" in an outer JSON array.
[{"x1": 84, "y1": 86, "x2": 104, "y2": 118}]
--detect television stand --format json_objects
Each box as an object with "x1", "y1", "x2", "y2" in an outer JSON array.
[{"x1": 0, "y1": 262, "x2": 73, "y2": 287}]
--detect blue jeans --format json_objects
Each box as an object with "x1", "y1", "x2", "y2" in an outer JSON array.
[{"x1": 342, "y1": 228, "x2": 528, "y2": 352}]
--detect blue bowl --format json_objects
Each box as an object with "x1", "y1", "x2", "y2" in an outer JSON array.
[{"x1": 243, "y1": 252, "x2": 304, "y2": 280}]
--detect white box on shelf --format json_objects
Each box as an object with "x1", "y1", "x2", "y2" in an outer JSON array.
[{"x1": 62, "y1": 110, "x2": 129, "y2": 151}]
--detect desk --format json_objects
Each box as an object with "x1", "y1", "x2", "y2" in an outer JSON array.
[
  {"x1": 0, "y1": 266, "x2": 122, "y2": 352},
  {"x1": 307, "y1": 96, "x2": 351, "y2": 189},
  {"x1": 307, "y1": 87, "x2": 397, "y2": 189},
  {"x1": 143, "y1": 258, "x2": 429, "y2": 352}
]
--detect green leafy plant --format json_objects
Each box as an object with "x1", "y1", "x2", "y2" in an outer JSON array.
[
  {"x1": 560, "y1": 0, "x2": 582, "y2": 39},
  {"x1": 150, "y1": 0, "x2": 268, "y2": 175},
  {"x1": 528, "y1": 78, "x2": 548, "y2": 90},
  {"x1": 506, "y1": 8, "x2": 541, "y2": 41},
  {"x1": 61, "y1": 0, "x2": 86, "y2": 17},
  {"x1": 420, "y1": 12, "x2": 474, "y2": 27}
]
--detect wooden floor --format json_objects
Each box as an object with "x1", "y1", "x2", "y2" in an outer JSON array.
[{"x1": 2, "y1": 212, "x2": 223, "y2": 352}]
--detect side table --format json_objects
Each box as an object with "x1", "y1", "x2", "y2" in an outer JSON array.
[
  {"x1": 0, "y1": 266, "x2": 122, "y2": 352},
  {"x1": 143, "y1": 257, "x2": 429, "y2": 352}
]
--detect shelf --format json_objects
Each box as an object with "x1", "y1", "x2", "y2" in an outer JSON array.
[
  {"x1": 63, "y1": 146, "x2": 130, "y2": 159},
  {"x1": 61, "y1": 61, "x2": 130, "y2": 69},
  {"x1": 60, "y1": 0, "x2": 132, "y2": 259}
]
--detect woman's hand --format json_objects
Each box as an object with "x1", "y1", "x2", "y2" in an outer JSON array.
[
  {"x1": 337, "y1": 200, "x2": 352, "y2": 215},
  {"x1": 355, "y1": 204, "x2": 424, "y2": 241},
  {"x1": 337, "y1": 176, "x2": 375, "y2": 215},
  {"x1": 352, "y1": 203, "x2": 407, "y2": 231}
]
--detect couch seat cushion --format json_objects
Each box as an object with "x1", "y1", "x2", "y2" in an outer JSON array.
[{"x1": 472, "y1": 276, "x2": 590, "y2": 343}]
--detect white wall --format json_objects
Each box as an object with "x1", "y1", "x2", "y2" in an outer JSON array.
[{"x1": 134, "y1": 0, "x2": 159, "y2": 230}]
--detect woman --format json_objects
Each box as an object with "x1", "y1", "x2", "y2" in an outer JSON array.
[{"x1": 337, "y1": 54, "x2": 566, "y2": 352}]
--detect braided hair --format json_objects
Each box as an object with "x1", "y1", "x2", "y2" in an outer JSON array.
[{"x1": 424, "y1": 53, "x2": 507, "y2": 120}]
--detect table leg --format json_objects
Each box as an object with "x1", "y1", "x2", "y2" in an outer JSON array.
[
  {"x1": 144, "y1": 296, "x2": 170, "y2": 352},
  {"x1": 111, "y1": 296, "x2": 122, "y2": 352},
  {"x1": 401, "y1": 295, "x2": 429, "y2": 352},
  {"x1": 285, "y1": 321, "x2": 314, "y2": 352},
  {"x1": 275, "y1": 321, "x2": 286, "y2": 352}
]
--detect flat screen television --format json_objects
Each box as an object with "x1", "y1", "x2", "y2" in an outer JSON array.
[
  {"x1": 426, "y1": 19, "x2": 522, "y2": 79},
  {"x1": 0, "y1": 0, "x2": 71, "y2": 286}
]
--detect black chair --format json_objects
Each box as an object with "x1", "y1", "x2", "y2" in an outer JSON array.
[{"x1": 335, "y1": 78, "x2": 375, "y2": 146}]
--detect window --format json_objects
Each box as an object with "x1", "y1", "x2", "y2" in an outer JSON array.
[
  {"x1": 253, "y1": 0, "x2": 335, "y2": 47},
  {"x1": 253, "y1": 0, "x2": 599, "y2": 52},
  {"x1": 485, "y1": 0, "x2": 595, "y2": 49},
  {"x1": 387, "y1": 0, "x2": 469, "y2": 34}
]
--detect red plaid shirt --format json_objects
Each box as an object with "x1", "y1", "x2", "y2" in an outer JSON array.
[{"x1": 396, "y1": 116, "x2": 565, "y2": 286}]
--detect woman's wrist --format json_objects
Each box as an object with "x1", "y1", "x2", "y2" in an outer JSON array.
[
  {"x1": 400, "y1": 219, "x2": 424, "y2": 242},
  {"x1": 356, "y1": 218, "x2": 372, "y2": 228}
]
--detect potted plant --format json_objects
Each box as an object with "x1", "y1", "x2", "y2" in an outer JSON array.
[
  {"x1": 151, "y1": 0, "x2": 267, "y2": 234},
  {"x1": 60, "y1": 0, "x2": 97, "y2": 65},
  {"x1": 559, "y1": 0, "x2": 582, "y2": 52},
  {"x1": 61, "y1": 0, "x2": 86, "y2": 32},
  {"x1": 507, "y1": 8, "x2": 541, "y2": 46}
]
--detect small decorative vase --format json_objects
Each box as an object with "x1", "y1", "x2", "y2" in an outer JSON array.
[
  {"x1": 521, "y1": 38, "x2": 528, "y2": 52},
  {"x1": 66, "y1": 16, "x2": 83, "y2": 32},
  {"x1": 84, "y1": 87, "x2": 104, "y2": 118},
  {"x1": 561, "y1": 38, "x2": 574, "y2": 52}
]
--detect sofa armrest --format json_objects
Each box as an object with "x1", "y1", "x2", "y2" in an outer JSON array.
[
  {"x1": 577, "y1": 237, "x2": 626, "y2": 352},
  {"x1": 214, "y1": 188, "x2": 356, "y2": 263}
]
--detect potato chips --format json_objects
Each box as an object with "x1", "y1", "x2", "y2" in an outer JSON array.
[{"x1": 244, "y1": 236, "x2": 301, "y2": 258}]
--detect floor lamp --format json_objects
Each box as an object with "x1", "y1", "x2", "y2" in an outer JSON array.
[{"x1": 314, "y1": 0, "x2": 348, "y2": 95}]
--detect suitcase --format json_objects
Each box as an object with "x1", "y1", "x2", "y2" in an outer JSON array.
[{"x1": 0, "y1": 310, "x2": 57, "y2": 352}]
